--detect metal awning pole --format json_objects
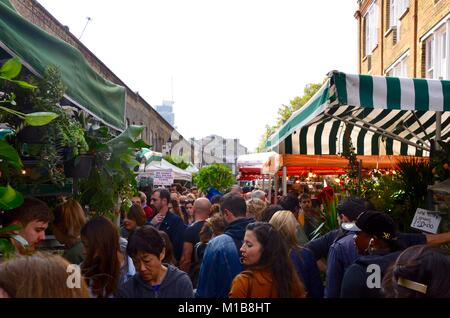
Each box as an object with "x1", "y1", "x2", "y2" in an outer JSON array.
[
  {"x1": 436, "y1": 111, "x2": 442, "y2": 151},
  {"x1": 282, "y1": 166, "x2": 287, "y2": 196},
  {"x1": 267, "y1": 175, "x2": 272, "y2": 203},
  {"x1": 274, "y1": 174, "x2": 279, "y2": 204}
]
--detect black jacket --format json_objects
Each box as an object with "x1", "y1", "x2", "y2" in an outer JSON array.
[
  {"x1": 340, "y1": 251, "x2": 401, "y2": 298},
  {"x1": 149, "y1": 211, "x2": 187, "y2": 262}
]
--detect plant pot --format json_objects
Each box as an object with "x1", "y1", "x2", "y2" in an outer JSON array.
[
  {"x1": 17, "y1": 126, "x2": 48, "y2": 144},
  {"x1": 64, "y1": 155, "x2": 95, "y2": 178}
]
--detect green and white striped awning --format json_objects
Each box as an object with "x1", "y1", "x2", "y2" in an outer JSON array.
[
  {"x1": 267, "y1": 71, "x2": 450, "y2": 157},
  {"x1": 136, "y1": 148, "x2": 163, "y2": 165}
]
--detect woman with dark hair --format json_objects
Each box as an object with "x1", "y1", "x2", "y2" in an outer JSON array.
[
  {"x1": 382, "y1": 245, "x2": 450, "y2": 298},
  {"x1": 117, "y1": 225, "x2": 193, "y2": 298},
  {"x1": 229, "y1": 222, "x2": 305, "y2": 298},
  {"x1": 53, "y1": 198, "x2": 86, "y2": 265},
  {"x1": 81, "y1": 217, "x2": 135, "y2": 298},
  {"x1": 158, "y1": 230, "x2": 176, "y2": 265},
  {"x1": 184, "y1": 200, "x2": 195, "y2": 225},
  {"x1": 121, "y1": 204, "x2": 146, "y2": 239},
  {"x1": 171, "y1": 199, "x2": 187, "y2": 224},
  {"x1": 260, "y1": 204, "x2": 283, "y2": 222}
]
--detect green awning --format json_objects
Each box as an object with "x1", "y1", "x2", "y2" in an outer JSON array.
[
  {"x1": 267, "y1": 71, "x2": 450, "y2": 156},
  {"x1": 0, "y1": 0, "x2": 126, "y2": 130},
  {"x1": 136, "y1": 148, "x2": 163, "y2": 165}
]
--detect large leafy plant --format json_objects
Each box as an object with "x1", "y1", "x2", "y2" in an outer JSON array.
[
  {"x1": 193, "y1": 163, "x2": 235, "y2": 193},
  {"x1": 15, "y1": 66, "x2": 89, "y2": 186},
  {"x1": 431, "y1": 140, "x2": 450, "y2": 182},
  {"x1": 311, "y1": 186, "x2": 339, "y2": 239},
  {"x1": 0, "y1": 58, "x2": 57, "y2": 256},
  {"x1": 0, "y1": 58, "x2": 58, "y2": 209},
  {"x1": 77, "y1": 125, "x2": 149, "y2": 218}
]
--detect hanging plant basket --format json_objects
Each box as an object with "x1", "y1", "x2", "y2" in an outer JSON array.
[
  {"x1": 64, "y1": 154, "x2": 95, "y2": 178},
  {"x1": 16, "y1": 126, "x2": 48, "y2": 144}
]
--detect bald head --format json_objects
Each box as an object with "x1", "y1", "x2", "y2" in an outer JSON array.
[{"x1": 193, "y1": 198, "x2": 211, "y2": 219}]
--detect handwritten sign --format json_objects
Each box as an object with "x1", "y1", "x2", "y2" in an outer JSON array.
[
  {"x1": 153, "y1": 169, "x2": 173, "y2": 186},
  {"x1": 410, "y1": 208, "x2": 442, "y2": 234}
]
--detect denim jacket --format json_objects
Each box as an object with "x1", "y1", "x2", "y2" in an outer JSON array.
[
  {"x1": 195, "y1": 218, "x2": 254, "y2": 298},
  {"x1": 324, "y1": 231, "x2": 358, "y2": 298}
]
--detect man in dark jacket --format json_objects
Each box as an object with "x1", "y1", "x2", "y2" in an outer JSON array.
[
  {"x1": 196, "y1": 193, "x2": 254, "y2": 298},
  {"x1": 340, "y1": 211, "x2": 403, "y2": 298},
  {"x1": 325, "y1": 197, "x2": 369, "y2": 298},
  {"x1": 148, "y1": 188, "x2": 186, "y2": 262}
]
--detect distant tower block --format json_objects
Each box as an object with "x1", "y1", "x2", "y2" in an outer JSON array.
[{"x1": 156, "y1": 100, "x2": 175, "y2": 127}]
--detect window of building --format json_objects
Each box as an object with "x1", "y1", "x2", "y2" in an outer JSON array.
[
  {"x1": 388, "y1": 0, "x2": 409, "y2": 41},
  {"x1": 364, "y1": 1, "x2": 378, "y2": 57},
  {"x1": 126, "y1": 118, "x2": 130, "y2": 127},
  {"x1": 386, "y1": 52, "x2": 408, "y2": 77},
  {"x1": 425, "y1": 22, "x2": 449, "y2": 79}
]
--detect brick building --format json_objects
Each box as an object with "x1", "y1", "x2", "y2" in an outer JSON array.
[
  {"x1": 9, "y1": 0, "x2": 187, "y2": 151},
  {"x1": 356, "y1": 0, "x2": 449, "y2": 79}
]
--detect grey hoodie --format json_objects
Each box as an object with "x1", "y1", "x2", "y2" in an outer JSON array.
[{"x1": 116, "y1": 264, "x2": 194, "y2": 298}]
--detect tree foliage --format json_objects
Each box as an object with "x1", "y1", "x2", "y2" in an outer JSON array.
[
  {"x1": 193, "y1": 164, "x2": 235, "y2": 193},
  {"x1": 164, "y1": 155, "x2": 189, "y2": 170},
  {"x1": 257, "y1": 82, "x2": 323, "y2": 152}
]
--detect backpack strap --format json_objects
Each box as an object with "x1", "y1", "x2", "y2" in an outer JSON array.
[{"x1": 193, "y1": 241, "x2": 204, "y2": 263}]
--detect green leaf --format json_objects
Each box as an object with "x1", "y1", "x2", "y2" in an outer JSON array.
[
  {"x1": 0, "y1": 224, "x2": 22, "y2": 235},
  {"x1": 24, "y1": 112, "x2": 59, "y2": 126},
  {"x1": 0, "y1": 238, "x2": 16, "y2": 259},
  {"x1": 107, "y1": 125, "x2": 144, "y2": 145},
  {"x1": 0, "y1": 58, "x2": 22, "y2": 80},
  {"x1": 0, "y1": 140, "x2": 23, "y2": 170},
  {"x1": 0, "y1": 184, "x2": 24, "y2": 210},
  {"x1": 132, "y1": 139, "x2": 150, "y2": 149},
  {"x1": 12, "y1": 79, "x2": 37, "y2": 89}
]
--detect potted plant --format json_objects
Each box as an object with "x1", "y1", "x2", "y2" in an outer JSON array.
[
  {"x1": 63, "y1": 153, "x2": 95, "y2": 178},
  {"x1": 77, "y1": 124, "x2": 149, "y2": 219},
  {"x1": 0, "y1": 58, "x2": 58, "y2": 257},
  {"x1": 16, "y1": 125, "x2": 48, "y2": 144}
]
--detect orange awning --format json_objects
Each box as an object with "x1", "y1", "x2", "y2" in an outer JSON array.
[{"x1": 279, "y1": 154, "x2": 429, "y2": 174}]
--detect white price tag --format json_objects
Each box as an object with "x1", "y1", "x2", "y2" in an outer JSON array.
[{"x1": 410, "y1": 208, "x2": 442, "y2": 234}]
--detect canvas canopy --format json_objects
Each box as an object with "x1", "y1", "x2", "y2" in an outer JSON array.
[
  {"x1": 185, "y1": 164, "x2": 199, "y2": 174},
  {"x1": 0, "y1": 0, "x2": 126, "y2": 130},
  {"x1": 138, "y1": 158, "x2": 192, "y2": 182},
  {"x1": 267, "y1": 71, "x2": 450, "y2": 157},
  {"x1": 237, "y1": 152, "x2": 280, "y2": 175}
]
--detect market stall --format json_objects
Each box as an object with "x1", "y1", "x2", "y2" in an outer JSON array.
[
  {"x1": 137, "y1": 158, "x2": 192, "y2": 186},
  {"x1": 267, "y1": 71, "x2": 449, "y2": 193}
]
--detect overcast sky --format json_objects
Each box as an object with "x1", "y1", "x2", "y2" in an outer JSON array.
[{"x1": 37, "y1": 0, "x2": 358, "y2": 152}]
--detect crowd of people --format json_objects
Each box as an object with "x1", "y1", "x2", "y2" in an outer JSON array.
[{"x1": 0, "y1": 183, "x2": 449, "y2": 298}]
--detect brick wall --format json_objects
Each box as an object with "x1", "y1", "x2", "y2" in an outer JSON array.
[
  {"x1": 416, "y1": 0, "x2": 450, "y2": 78},
  {"x1": 357, "y1": 0, "x2": 450, "y2": 77}
]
